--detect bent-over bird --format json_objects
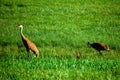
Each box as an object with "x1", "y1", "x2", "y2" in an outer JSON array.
[
  {"x1": 17, "y1": 24, "x2": 39, "y2": 57},
  {"x1": 88, "y1": 42, "x2": 110, "y2": 55},
  {"x1": 76, "y1": 52, "x2": 80, "y2": 59}
]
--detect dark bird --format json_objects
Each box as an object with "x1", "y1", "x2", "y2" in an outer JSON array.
[
  {"x1": 88, "y1": 42, "x2": 110, "y2": 55},
  {"x1": 76, "y1": 52, "x2": 80, "y2": 59},
  {"x1": 17, "y1": 24, "x2": 39, "y2": 57}
]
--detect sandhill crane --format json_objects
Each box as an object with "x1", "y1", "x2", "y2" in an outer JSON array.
[
  {"x1": 76, "y1": 52, "x2": 80, "y2": 59},
  {"x1": 17, "y1": 24, "x2": 39, "y2": 57},
  {"x1": 88, "y1": 42, "x2": 110, "y2": 55}
]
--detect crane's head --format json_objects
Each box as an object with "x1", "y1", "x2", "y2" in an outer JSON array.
[
  {"x1": 17, "y1": 24, "x2": 23, "y2": 29},
  {"x1": 87, "y1": 42, "x2": 91, "y2": 47}
]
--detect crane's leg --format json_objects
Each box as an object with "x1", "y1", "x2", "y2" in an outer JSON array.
[
  {"x1": 36, "y1": 53, "x2": 39, "y2": 57},
  {"x1": 26, "y1": 48, "x2": 32, "y2": 58},
  {"x1": 33, "y1": 51, "x2": 39, "y2": 57},
  {"x1": 29, "y1": 50, "x2": 32, "y2": 58}
]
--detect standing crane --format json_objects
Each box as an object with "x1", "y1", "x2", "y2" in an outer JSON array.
[
  {"x1": 17, "y1": 24, "x2": 39, "y2": 57},
  {"x1": 76, "y1": 52, "x2": 80, "y2": 59},
  {"x1": 88, "y1": 42, "x2": 110, "y2": 55}
]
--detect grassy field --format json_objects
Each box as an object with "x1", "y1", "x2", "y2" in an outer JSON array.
[{"x1": 0, "y1": 0, "x2": 120, "y2": 80}]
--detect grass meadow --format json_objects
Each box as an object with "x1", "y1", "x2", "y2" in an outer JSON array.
[{"x1": 0, "y1": 0, "x2": 120, "y2": 80}]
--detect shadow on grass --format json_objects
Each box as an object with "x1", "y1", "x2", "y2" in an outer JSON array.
[
  {"x1": 17, "y1": 4, "x2": 26, "y2": 7},
  {"x1": 3, "y1": 3, "x2": 12, "y2": 7},
  {"x1": 0, "y1": 52, "x2": 7, "y2": 59},
  {"x1": 2, "y1": 3, "x2": 26, "y2": 8}
]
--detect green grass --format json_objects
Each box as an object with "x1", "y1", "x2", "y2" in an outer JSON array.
[{"x1": 0, "y1": 0, "x2": 120, "y2": 80}]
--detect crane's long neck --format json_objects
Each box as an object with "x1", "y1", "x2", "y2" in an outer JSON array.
[
  {"x1": 20, "y1": 27, "x2": 28, "y2": 41},
  {"x1": 20, "y1": 27, "x2": 26, "y2": 40},
  {"x1": 20, "y1": 27, "x2": 23, "y2": 36}
]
